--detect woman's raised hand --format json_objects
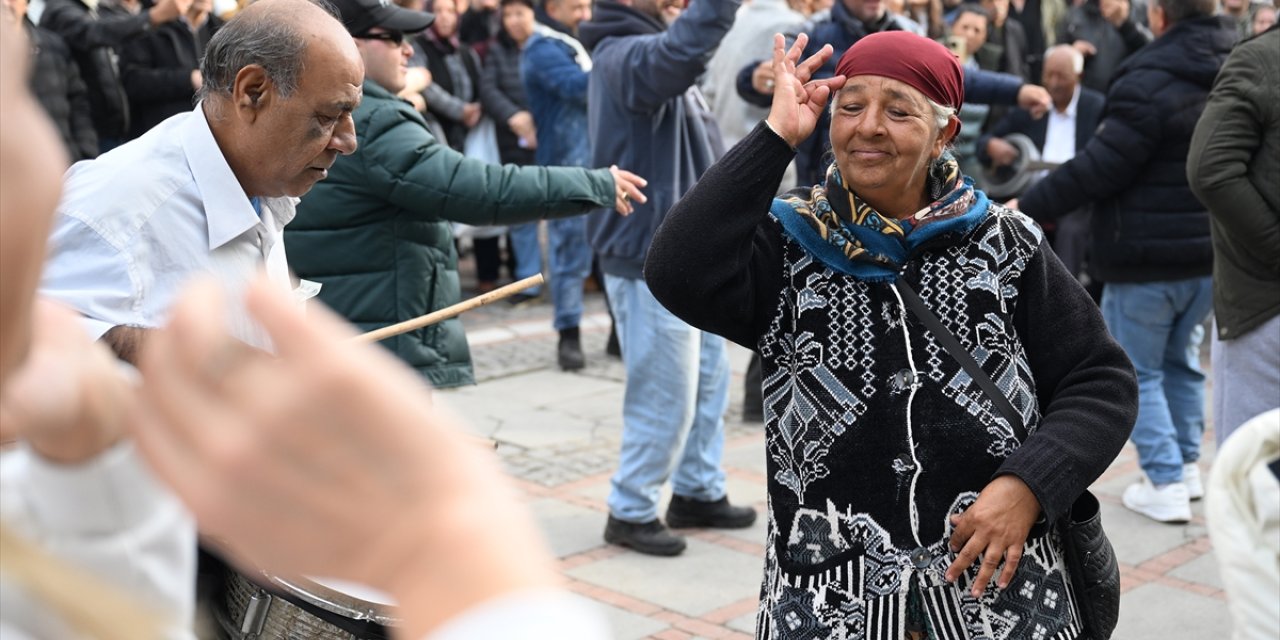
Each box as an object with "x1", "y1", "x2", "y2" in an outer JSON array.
[{"x1": 763, "y1": 33, "x2": 847, "y2": 149}]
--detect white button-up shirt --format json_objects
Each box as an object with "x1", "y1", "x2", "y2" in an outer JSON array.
[
  {"x1": 1040, "y1": 86, "x2": 1081, "y2": 179},
  {"x1": 40, "y1": 105, "x2": 297, "y2": 349}
]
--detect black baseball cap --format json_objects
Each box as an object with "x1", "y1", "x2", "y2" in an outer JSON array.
[{"x1": 330, "y1": 0, "x2": 434, "y2": 36}]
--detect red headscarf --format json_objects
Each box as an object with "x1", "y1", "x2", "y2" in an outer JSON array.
[{"x1": 833, "y1": 31, "x2": 965, "y2": 110}]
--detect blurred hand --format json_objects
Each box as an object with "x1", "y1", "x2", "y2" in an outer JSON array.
[
  {"x1": 764, "y1": 33, "x2": 846, "y2": 149},
  {"x1": 1004, "y1": 197, "x2": 1020, "y2": 210},
  {"x1": 507, "y1": 110, "x2": 536, "y2": 140},
  {"x1": 945, "y1": 475, "x2": 1042, "y2": 597},
  {"x1": 609, "y1": 165, "x2": 648, "y2": 215},
  {"x1": 751, "y1": 60, "x2": 776, "y2": 95},
  {"x1": 1101, "y1": 0, "x2": 1129, "y2": 26},
  {"x1": 462, "y1": 103, "x2": 482, "y2": 128},
  {"x1": 1017, "y1": 84, "x2": 1052, "y2": 119},
  {"x1": 986, "y1": 137, "x2": 1019, "y2": 167},
  {"x1": 1072, "y1": 39, "x2": 1098, "y2": 57},
  {"x1": 149, "y1": 0, "x2": 188, "y2": 24},
  {"x1": 404, "y1": 92, "x2": 427, "y2": 113},
  {"x1": 0, "y1": 301, "x2": 133, "y2": 464},
  {"x1": 403, "y1": 67, "x2": 432, "y2": 95},
  {"x1": 131, "y1": 278, "x2": 559, "y2": 640}
]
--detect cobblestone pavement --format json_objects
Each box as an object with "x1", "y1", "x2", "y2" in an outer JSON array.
[{"x1": 442, "y1": 267, "x2": 1233, "y2": 640}]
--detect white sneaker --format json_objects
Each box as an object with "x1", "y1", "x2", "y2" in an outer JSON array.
[
  {"x1": 1123, "y1": 478, "x2": 1192, "y2": 523},
  {"x1": 1183, "y1": 463, "x2": 1204, "y2": 500}
]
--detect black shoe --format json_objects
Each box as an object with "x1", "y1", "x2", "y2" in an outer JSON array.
[
  {"x1": 558, "y1": 327, "x2": 585, "y2": 371},
  {"x1": 604, "y1": 516, "x2": 686, "y2": 556},
  {"x1": 507, "y1": 292, "x2": 541, "y2": 307},
  {"x1": 665, "y1": 495, "x2": 757, "y2": 529},
  {"x1": 605, "y1": 326, "x2": 621, "y2": 358}
]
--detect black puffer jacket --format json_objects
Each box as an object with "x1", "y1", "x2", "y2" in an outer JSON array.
[
  {"x1": 26, "y1": 21, "x2": 98, "y2": 161},
  {"x1": 119, "y1": 15, "x2": 222, "y2": 139},
  {"x1": 1019, "y1": 16, "x2": 1237, "y2": 283},
  {"x1": 39, "y1": 0, "x2": 155, "y2": 141}
]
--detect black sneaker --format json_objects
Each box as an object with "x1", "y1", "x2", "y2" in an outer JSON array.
[
  {"x1": 558, "y1": 327, "x2": 585, "y2": 371},
  {"x1": 604, "y1": 516, "x2": 686, "y2": 556},
  {"x1": 665, "y1": 495, "x2": 757, "y2": 529},
  {"x1": 507, "y1": 292, "x2": 541, "y2": 307},
  {"x1": 605, "y1": 326, "x2": 621, "y2": 358}
]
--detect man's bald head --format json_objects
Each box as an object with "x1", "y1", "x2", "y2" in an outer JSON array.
[
  {"x1": 1041, "y1": 44, "x2": 1083, "y2": 112},
  {"x1": 198, "y1": 0, "x2": 356, "y2": 104},
  {"x1": 198, "y1": 0, "x2": 364, "y2": 198}
]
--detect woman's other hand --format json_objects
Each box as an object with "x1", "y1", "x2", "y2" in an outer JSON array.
[
  {"x1": 945, "y1": 474, "x2": 1042, "y2": 597},
  {"x1": 764, "y1": 33, "x2": 846, "y2": 149}
]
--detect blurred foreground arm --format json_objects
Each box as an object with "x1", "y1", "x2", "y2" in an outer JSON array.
[{"x1": 131, "y1": 277, "x2": 610, "y2": 640}]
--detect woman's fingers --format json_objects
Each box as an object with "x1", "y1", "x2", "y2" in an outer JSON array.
[
  {"x1": 794, "y1": 43, "x2": 833, "y2": 84},
  {"x1": 997, "y1": 544, "x2": 1023, "y2": 590},
  {"x1": 971, "y1": 543, "x2": 1005, "y2": 597}
]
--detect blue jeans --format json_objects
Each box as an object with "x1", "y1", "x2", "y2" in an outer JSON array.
[
  {"x1": 604, "y1": 275, "x2": 730, "y2": 523},
  {"x1": 509, "y1": 218, "x2": 592, "y2": 330},
  {"x1": 1101, "y1": 278, "x2": 1213, "y2": 485}
]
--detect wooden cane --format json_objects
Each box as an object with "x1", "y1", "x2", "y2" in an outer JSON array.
[{"x1": 352, "y1": 274, "x2": 545, "y2": 344}]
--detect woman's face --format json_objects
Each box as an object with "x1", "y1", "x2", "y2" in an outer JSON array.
[
  {"x1": 502, "y1": 2, "x2": 535, "y2": 44},
  {"x1": 829, "y1": 76, "x2": 950, "y2": 201},
  {"x1": 432, "y1": 0, "x2": 458, "y2": 38}
]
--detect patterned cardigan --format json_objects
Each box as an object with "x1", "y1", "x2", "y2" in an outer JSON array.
[{"x1": 645, "y1": 123, "x2": 1137, "y2": 640}]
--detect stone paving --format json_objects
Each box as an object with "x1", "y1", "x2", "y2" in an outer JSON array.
[{"x1": 440, "y1": 269, "x2": 1234, "y2": 640}]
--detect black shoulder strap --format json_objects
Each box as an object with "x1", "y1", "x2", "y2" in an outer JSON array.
[{"x1": 893, "y1": 276, "x2": 1023, "y2": 430}]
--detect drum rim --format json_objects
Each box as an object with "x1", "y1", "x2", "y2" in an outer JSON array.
[{"x1": 265, "y1": 573, "x2": 401, "y2": 625}]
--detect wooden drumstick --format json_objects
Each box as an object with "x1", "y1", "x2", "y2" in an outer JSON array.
[{"x1": 352, "y1": 274, "x2": 545, "y2": 344}]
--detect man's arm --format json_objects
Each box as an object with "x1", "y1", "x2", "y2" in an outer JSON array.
[
  {"x1": 521, "y1": 38, "x2": 589, "y2": 105},
  {"x1": 595, "y1": 0, "x2": 741, "y2": 114},
  {"x1": 365, "y1": 102, "x2": 615, "y2": 225},
  {"x1": 62, "y1": 44, "x2": 98, "y2": 160},
  {"x1": 1018, "y1": 77, "x2": 1161, "y2": 220},
  {"x1": 478, "y1": 48, "x2": 524, "y2": 124},
  {"x1": 1187, "y1": 40, "x2": 1280, "y2": 272},
  {"x1": 39, "y1": 0, "x2": 184, "y2": 51},
  {"x1": 100, "y1": 325, "x2": 150, "y2": 365}
]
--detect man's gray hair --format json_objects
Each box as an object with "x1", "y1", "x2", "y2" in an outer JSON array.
[
  {"x1": 196, "y1": 0, "x2": 341, "y2": 104},
  {"x1": 1152, "y1": 0, "x2": 1218, "y2": 22},
  {"x1": 1045, "y1": 44, "x2": 1085, "y2": 74}
]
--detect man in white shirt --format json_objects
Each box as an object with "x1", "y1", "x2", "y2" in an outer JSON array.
[
  {"x1": 38, "y1": 0, "x2": 363, "y2": 360},
  {"x1": 979, "y1": 44, "x2": 1106, "y2": 282}
]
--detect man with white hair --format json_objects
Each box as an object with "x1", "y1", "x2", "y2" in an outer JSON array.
[{"x1": 978, "y1": 44, "x2": 1105, "y2": 282}]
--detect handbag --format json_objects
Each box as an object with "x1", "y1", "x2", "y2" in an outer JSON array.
[{"x1": 892, "y1": 276, "x2": 1121, "y2": 640}]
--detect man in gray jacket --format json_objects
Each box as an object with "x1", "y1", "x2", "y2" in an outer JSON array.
[{"x1": 581, "y1": 0, "x2": 757, "y2": 556}]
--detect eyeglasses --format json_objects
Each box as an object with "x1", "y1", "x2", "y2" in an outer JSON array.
[{"x1": 355, "y1": 31, "x2": 407, "y2": 46}]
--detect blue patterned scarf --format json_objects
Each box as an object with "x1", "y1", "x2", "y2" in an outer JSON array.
[{"x1": 771, "y1": 154, "x2": 991, "y2": 282}]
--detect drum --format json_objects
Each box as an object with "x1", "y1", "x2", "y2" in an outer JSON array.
[{"x1": 223, "y1": 569, "x2": 398, "y2": 640}]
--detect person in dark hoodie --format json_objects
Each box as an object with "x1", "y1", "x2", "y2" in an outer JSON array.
[
  {"x1": 581, "y1": 0, "x2": 758, "y2": 557},
  {"x1": 1010, "y1": 0, "x2": 1236, "y2": 524}
]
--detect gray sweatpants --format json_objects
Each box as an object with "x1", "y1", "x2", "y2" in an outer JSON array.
[{"x1": 1212, "y1": 313, "x2": 1280, "y2": 447}]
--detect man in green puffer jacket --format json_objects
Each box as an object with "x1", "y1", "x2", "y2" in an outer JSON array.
[{"x1": 289, "y1": 0, "x2": 646, "y2": 389}]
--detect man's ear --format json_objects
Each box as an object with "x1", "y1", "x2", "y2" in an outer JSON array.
[{"x1": 231, "y1": 64, "x2": 275, "y2": 122}]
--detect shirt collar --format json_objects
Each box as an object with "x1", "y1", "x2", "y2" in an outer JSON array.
[
  {"x1": 1054, "y1": 86, "x2": 1081, "y2": 118},
  {"x1": 181, "y1": 103, "x2": 267, "y2": 251}
]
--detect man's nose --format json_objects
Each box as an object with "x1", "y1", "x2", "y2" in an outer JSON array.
[{"x1": 330, "y1": 114, "x2": 358, "y2": 156}]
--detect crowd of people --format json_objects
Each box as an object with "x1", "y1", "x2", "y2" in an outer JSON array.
[{"x1": 0, "y1": 0, "x2": 1277, "y2": 634}]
